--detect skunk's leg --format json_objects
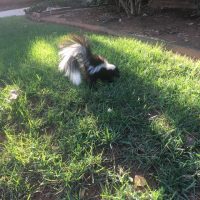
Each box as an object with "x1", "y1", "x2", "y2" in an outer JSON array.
[{"x1": 88, "y1": 76, "x2": 97, "y2": 89}]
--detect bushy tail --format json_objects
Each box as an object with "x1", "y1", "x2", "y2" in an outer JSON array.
[
  {"x1": 58, "y1": 35, "x2": 91, "y2": 86},
  {"x1": 69, "y1": 34, "x2": 91, "y2": 56}
]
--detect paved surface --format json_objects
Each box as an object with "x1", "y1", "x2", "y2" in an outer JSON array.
[{"x1": 0, "y1": 7, "x2": 27, "y2": 18}]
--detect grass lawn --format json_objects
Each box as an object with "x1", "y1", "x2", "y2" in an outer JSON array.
[{"x1": 0, "y1": 16, "x2": 200, "y2": 200}]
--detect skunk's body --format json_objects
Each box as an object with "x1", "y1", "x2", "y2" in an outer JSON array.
[{"x1": 58, "y1": 35, "x2": 119, "y2": 86}]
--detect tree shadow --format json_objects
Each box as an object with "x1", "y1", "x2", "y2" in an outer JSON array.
[{"x1": 76, "y1": 37, "x2": 200, "y2": 198}]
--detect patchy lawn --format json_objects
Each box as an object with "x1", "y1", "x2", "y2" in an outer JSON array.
[{"x1": 0, "y1": 17, "x2": 199, "y2": 199}]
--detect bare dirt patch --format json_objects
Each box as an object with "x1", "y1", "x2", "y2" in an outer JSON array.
[{"x1": 61, "y1": 6, "x2": 200, "y2": 49}]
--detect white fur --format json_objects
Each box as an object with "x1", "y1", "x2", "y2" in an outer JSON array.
[
  {"x1": 88, "y1": 62, "x2": 116, "y2": 75},
  {"x1": 105, "y1": 62, "x2": 116, "y2": 70},
  {"x1": 59, "y1": 44, "x2": 87, "y2": 85},
  {"x1": 88, "y1": 65, "x2": 104, "y2": 74},
  {"x1": 59, "y1": 44, "x2": 86, "y2": 72},
  {"x1": 69, "y1": 71, "x2": 82, "y2": 86},
  {"x1": 59, "y1": 42, "x2": 117, "y2": 85}
]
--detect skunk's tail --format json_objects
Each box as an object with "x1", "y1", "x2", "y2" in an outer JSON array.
[{"x1": 58, "y1": 35, "x2": 91, "y2": 85}]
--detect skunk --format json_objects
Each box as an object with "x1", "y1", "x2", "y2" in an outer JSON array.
[{"x1": 58, "y1": 34, "x2": 119, "y2": 86}]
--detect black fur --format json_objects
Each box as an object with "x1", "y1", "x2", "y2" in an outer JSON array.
[{"x1": 59, "y1": 34, "x2": 119, "y2": 86}]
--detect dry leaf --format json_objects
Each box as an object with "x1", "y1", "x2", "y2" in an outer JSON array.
[
  {"x1": 185, "y1": 135, "x2": 196, "y2": 147},
  {"x1": 0, "y1": 133, "x2": 6, "y2": 142},
  {"x1": 134, "y1": 175, "x2": 147, "y2": 188},
  {"x1": 9, "y1": 89, "x2": 19, "y2": 101},
  {"x1": 107, "y1": 108, "x2": 113, "y2": 113},
  {"x1": 118, "y1": 167, "x2": 124, "y2": 175},
  {"x1": 79, "y1": 188, "x2": 86, "y2": 199},
  {"x1": 129, "y1": 176, "x2": 134, "y2": 182}
]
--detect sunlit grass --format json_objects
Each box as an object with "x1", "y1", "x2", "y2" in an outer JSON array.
[
  {"x1": 29, "y1": 39, "x2": 57, "y2": 66},
  {"x1": 0, "y1": 17, "x2": 199, "y2": 199}
]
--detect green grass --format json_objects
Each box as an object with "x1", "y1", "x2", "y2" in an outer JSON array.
[{"x1": 0, "y1": 16, "x2": 199, "y2": 200}]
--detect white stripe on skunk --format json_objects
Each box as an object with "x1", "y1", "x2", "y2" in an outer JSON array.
[{"x1": 58, "y1": 35, "x2": 119, "y2": 86}]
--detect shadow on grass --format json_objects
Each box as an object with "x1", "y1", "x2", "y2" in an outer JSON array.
[
  {"x1": 83, "y1": 38, "x2": 200, "y2": 197},
  {"x1": 0, "y1": 17, "x2": 199, "y2": 199}
]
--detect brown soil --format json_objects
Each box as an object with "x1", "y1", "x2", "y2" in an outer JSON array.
[
  {"x1": 64, "y1": 6, "x2": 200, "y2": 49},
  {"x1": 38, "y1": 6, "x2": 200, "y2": 59}
]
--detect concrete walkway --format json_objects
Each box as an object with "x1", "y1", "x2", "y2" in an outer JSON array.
[{"x1": 0, "y1": 7, "x2": 27, "y2": 18}]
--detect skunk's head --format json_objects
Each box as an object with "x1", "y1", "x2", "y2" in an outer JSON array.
[
  {"x1": 88, "y1": 55, "x2": 120, "y2": 83},
  {"x1": 104, "y1": 61, "x2": 120, "y2": 79}
]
